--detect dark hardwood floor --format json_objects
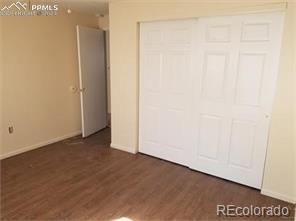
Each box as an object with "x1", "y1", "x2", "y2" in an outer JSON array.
[{"x1": 1, "y1": 128, "x2": 294, "y2": 220}]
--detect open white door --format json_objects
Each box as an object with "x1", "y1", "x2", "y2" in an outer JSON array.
[{"x1": 77, "y1": 26, "x2": 107, "y2": 138}]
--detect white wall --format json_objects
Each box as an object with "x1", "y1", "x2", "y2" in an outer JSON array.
[{"x1": 109, "y1": 0, "x2": 295, "y2": 203}]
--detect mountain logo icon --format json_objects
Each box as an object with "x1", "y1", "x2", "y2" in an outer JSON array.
[{"x1": 1, "y1": 1, "x2": 27, "y2": 11}]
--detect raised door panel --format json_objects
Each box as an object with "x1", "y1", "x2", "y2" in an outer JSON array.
[
  {"x1": 141, "y1": 52, "x2": 163, "y2": 92},
  {"x1": 198, "y1": 115, "x2": 222, "y2": 161},
  {"x1": 235, "y1": 53, "x2": 266, "y2": 106},
  {"x1": 228, "y1": 120, "x2": 256, "y2": 169},
  {"x1": 206, "y1": 25, "x2": 231, "y2": 42},
  {"x1": 241, "y1": 22, "x2": 270, "y2": 42},
  {"x1": 202, "y1": 53, "x2": 228, "y2": 100}
]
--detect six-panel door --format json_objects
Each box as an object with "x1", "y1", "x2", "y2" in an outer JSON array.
[
  {"x1": 139, "y1": 19, "x2": 197, "y2": 166},
  {"x1": 189, "y1": 12, "x2": 284, "y2": 188}
]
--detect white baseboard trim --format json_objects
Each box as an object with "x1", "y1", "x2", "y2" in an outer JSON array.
[
  {"x1": 110, "y1": 143, "x2": 137, "y2": 154},
  {"x1": 261, "y1": 189, "x2": 296, "y2": 204},
  {"x1": 0, "y1": 130, "x2": 82, "y2": 160}
]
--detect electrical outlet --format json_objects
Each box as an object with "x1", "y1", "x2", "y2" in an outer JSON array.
[{"x1": 8, "y1": 126, "x2": 14, "y2": 134}]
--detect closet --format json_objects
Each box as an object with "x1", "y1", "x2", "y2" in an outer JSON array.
[{"x1": 139, "y1": 12, "x2": 284, "y2": 188}]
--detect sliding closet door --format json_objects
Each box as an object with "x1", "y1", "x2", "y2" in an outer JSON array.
[
  {"x1": 189, "y1": 12, "x2": 284, "y2": 188},
  {"x1": 139, "y1": 12, "x2": 284, "y2": 188},
  {"x1": 139, "y1": 20, "x2": 197, "y2": 165}
]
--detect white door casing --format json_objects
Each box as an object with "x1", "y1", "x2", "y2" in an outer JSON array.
[
  {"x1": 139, "y1": 12, "x2": 284, "y2": 188},
  {"x1": 77, "y1": 26, "x2": 107, "y2": 138}
]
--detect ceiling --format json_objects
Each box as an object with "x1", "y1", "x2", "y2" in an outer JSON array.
[{"x1": 60, "y1": 0, "x2": 109, "y2": 16}]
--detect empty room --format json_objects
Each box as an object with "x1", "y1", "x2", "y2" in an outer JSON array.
[{"x1": 0, "y1": 0, "x2": 295, "y2": 220}]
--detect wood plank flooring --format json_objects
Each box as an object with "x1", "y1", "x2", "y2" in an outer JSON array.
[{"x1": 1, "y1": 128, "x2": 294, "y2": 220}]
